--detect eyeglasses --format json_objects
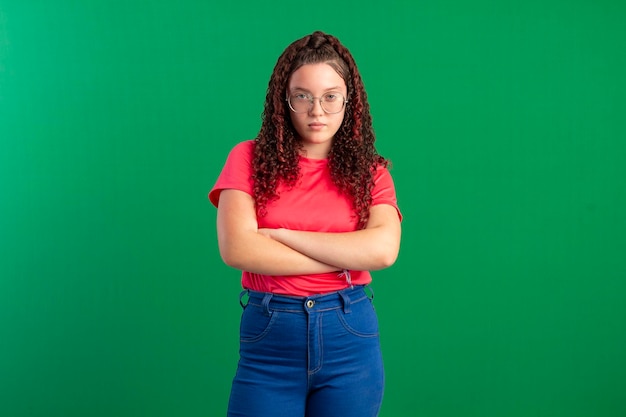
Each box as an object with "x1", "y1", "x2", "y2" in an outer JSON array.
[{"x1": 286, "y1": 92, "x2": 348, "y2": 114}]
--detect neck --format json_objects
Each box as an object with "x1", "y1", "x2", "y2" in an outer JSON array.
[{"x1": 300, "y1": 142, "x2": 331, "y2": 160}]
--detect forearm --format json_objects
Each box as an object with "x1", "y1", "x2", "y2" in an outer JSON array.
[
  {"x1": 262, "y1": 204, "x2": 401, "y2": 271},
  {"x1": 264, "y1": 229, "x2": 392, "y2": 271},
  {"x1": 219, "y1": 230, "x2": 340, "y2": 275},
  {"x1": 216, "y1": 189, "x2": 340, "y2": 276}
]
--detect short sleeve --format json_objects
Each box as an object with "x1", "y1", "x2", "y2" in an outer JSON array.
[
  {"x1": 208, "y1": 140, "x2": 255, "y2": 207},
  {"x1": 371, "y1": 165, "x2": 403, "y2": 221}
]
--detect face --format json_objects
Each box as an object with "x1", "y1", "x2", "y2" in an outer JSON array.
[{"x1": 287, "y1": 63, "x2": 347, "y2": 159}]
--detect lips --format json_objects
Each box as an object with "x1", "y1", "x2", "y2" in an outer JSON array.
[{"x1": 308, "y1": 122, "x2": 325, "y2": 130}]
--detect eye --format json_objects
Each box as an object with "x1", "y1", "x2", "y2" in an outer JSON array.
[
  {"x1": 323, "y1": 93, "x2": 341, "y2": 102},
  {"x1": 293, "y1": 93, "x2": 311, "y2": 101}
]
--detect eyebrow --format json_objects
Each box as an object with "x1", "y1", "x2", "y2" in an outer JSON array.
[{"x1": 290, "y1": 86, "x2": 344, "y2": 93}]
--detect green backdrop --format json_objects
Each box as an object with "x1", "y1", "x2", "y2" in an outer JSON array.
[{"x1": 1, "y1": 1, "x2": 625, "y2": 416}]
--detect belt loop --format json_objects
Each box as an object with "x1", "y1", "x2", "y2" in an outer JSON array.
[
  {"x1": 261, "y1": 293, "x2": 273, "y2": 316},
  {"x1": 339, "y1": 290, "x2": 351, "y2": 314},
  {"x1": 364, "y1": 285, "x2": 375, "y2": 301},
  {"x1": 239, "y1": 290, "x2": 249, "y2": 309}
]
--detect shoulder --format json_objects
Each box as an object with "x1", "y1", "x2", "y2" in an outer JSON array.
[
  {"x1": 220, "y1": 140, "x2": 257, "y2": 169},
  {"x1": 209, "y1": 140, "x2": 257, "y2": 207},
  {"x1": 220, "y1": 139, "x2": 257, "y2": 173},
  {"x1": 370, "y1": 162, "x2": 401, "y2": 219},
  {"x1": 228, "y1": 139, "x2": 256, "y2": 159},
  {"x1": 373, "y1": 162, "x2": 395, "y2": 183}
]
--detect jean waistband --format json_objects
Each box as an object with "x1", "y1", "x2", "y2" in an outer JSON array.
[{"x1": 240, "y1": 285, "x2": 373, "y2": 314}]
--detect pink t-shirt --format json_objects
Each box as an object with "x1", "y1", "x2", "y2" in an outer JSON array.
[{"x1": 209, "y1": 140, "x2": 401, "y2": 296}]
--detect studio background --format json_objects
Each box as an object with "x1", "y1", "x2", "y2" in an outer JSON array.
[{"x1": 1, "y1": 1, "x2": 625, "y2": 416}]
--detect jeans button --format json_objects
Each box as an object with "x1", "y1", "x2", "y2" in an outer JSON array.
[{"x1": 306, "y1": 300, "x2": 315, "y2": 308}]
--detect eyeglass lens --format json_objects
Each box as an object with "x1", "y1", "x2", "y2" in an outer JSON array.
[{"x1": 288, "y1": 93, "x2": 345, "y2": 114}]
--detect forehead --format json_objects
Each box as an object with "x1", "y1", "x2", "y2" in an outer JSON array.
[{"x1": 288, "y1": 63, "x2": 346, "y2": 91}]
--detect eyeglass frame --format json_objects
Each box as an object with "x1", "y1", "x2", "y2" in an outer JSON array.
[{"x1": 285, "y1": 91, "x2": 349, "y2": 114}]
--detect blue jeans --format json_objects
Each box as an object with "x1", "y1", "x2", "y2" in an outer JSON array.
[{"x1": 227, "y1": 285, "x2": 384, "y2": 417}]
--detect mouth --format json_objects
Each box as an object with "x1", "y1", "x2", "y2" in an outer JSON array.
[{"x1": 308, "y1": 122, "x2": 326, "y2": 130}]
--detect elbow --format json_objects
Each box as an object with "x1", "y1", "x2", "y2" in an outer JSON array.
[
  {"x1": 217, "y1": 228, "x2": 265, "y2": 271},
  {"x1": 220, "y1": 252, "x2": 249, "y2": 271},
  {"x1": 220, "y1": 251, "x2": 239, "y2": 269},
  {"x1": 365, "y1": 223, "x2": 401, "y2": 270},
  {"x1": 370, "y1": 247, "x2": 399, "y2": 270},
  {"x1": 379, "y1": 251, "x2": 399, "y2": 269},
  {"x1": 218, "y1": 240, "x2": 245, "y2": 270}
]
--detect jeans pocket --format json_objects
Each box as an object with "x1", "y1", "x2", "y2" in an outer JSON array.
[
  {"x1": 336, "y1": 300, "x2": 379, "y2": 338},
  {"x1": 240, "y1": 304, "x2": 279, "y2": 343}
]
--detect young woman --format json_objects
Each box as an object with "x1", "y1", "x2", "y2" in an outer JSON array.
[{"x1": 209, "y1": 31, "x2": 402, "y2": 417}]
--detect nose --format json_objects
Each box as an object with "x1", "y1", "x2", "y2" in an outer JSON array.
[{"x1": 309, "y1": 98, "x2": 324, "y2": 116}]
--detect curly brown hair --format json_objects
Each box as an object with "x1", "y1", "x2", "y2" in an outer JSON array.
[{"x1": 253, "y1": 31, "x2": 388, "y2": 229}]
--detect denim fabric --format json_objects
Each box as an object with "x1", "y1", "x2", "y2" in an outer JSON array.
[{"x1": 227, "y1": 286, "x2": 384, "y2": 417}]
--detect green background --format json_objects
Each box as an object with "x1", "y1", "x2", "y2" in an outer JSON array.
[{"x1": 1, "y1": 1, "x2": 625, "y2": 416}]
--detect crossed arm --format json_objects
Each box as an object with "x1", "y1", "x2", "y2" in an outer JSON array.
[{"x1": 216, "y1": 189, "x2": 401, "y2": 275}]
